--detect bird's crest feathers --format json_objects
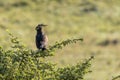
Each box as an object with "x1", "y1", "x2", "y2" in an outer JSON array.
[{"x1": 35, "y1": 24, "x2": 47, "y2": 30}]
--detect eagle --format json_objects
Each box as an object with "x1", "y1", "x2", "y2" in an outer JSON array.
[{"x1": 35, "y1": 24, "x2": 48, "y2": 51}]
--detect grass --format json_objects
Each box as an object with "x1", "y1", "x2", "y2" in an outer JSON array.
[{"x1": 0, "y1": 0, "x2": 120, "y2": 80}]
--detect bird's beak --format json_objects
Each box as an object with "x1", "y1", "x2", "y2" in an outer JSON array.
[{"x1": 43, "y1": 25, "x2": 48, "y2": 27}]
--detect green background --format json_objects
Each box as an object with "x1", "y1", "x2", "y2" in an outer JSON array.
[{"x1": 0, "y1": 0, "x2": 120, "y2": 80}]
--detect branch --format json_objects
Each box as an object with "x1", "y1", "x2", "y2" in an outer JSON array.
[{"x1": 49, "y1": 38, "x2": 83, "y2": 51}]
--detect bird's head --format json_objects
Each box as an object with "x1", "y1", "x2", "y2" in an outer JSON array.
[{"x1": 35, "y1": 24, "x2": 47, "y2": 31}]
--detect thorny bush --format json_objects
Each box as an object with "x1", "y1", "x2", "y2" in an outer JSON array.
[{"x1": 0, "y1": 32, "x2": 93, "y2": 80}]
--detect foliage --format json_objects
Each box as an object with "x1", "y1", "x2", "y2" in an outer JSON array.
[
  {"x1": 49, "y1": 38, "x2": 83, "y2": 51},
  {"x1": 0, "y1": 33, "x2": 93, "y2": 80},
  {"x1": 56, "y1": 56, "x2": 93, "y2": 80},
  {"x1": 112, "y1": 75, "x2": 120, "y2": 80}
]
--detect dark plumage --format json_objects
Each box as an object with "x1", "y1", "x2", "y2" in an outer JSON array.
[{"x1": 35, "y1": 24, "x2": 48, "y2": 51}]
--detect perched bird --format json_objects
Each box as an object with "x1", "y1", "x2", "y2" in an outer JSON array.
[{"x1": 35, "y1": 24, "x2": 48, "y2": 51}]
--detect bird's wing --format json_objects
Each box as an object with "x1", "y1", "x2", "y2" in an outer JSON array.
[{"x1": 36, "y1": 37, "x2": 41, "y2": 49}]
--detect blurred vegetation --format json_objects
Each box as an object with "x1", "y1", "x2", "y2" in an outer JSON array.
[{"x1": 0, "y1": 0, "x2": 120, "y2": 80}]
